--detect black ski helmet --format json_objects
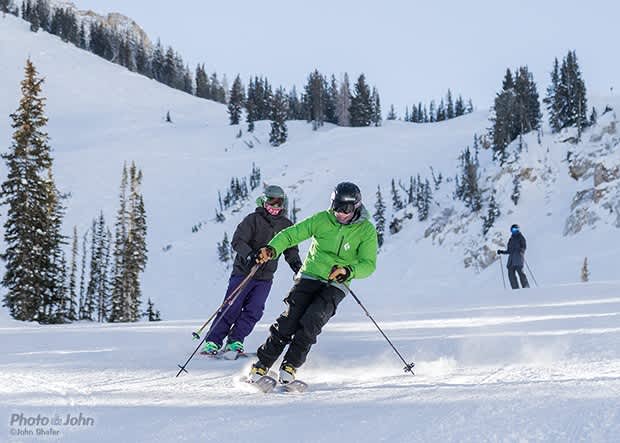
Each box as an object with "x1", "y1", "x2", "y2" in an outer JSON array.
[
  {"x1": 510, "y1": 224, "x2": 520, "y2": 233},
  {"x1": 330, "y1": 182, "x2": 362, "y2": 214}
]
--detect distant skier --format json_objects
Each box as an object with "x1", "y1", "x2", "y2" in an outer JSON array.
[
  {"x1": 201, "y1": 185, "x2": 302, "y2": 356},
  {"x1": 497, "y1": 224, "x2": 530, "y2": 289},
  {"x1": 247, "y1": 182, "x2": 378, "y2": 383}
]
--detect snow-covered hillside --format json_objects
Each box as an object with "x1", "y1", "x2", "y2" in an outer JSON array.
[
  {"x1": 1, "y1": 14, "x2": 620, "y2": 442},
  {"x1": 1, "y1": 13, "x2": 620, "y2": 321}
]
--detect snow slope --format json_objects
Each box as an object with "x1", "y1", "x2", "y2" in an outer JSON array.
[
  {"x1": 1, "y1": 14, "x2": 620, "y2": 442},
  {"x1": 2, "y1": 282, "x2": 619, "y2": 442}
]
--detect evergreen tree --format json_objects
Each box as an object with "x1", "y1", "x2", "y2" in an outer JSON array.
[
  {"x1": 78, "y1": 230, "x2": 87, "y2": 319},
  {"x1": 387, "y1": 104, "x2": 397, "y2": 120},
  {"x1": 455, "y1": 95, "x2": 465, "y2": 117},
  {"x1": 417, "y1": 179, "x2": 432, "y2": 221},
  {"x1": 373, "y1": 185, "x2": 386, "y2": 247},
  {"x1": 514, "y1": 66, "x2": 541, "y2": 133},
  {"x1": 324, "y1": 74, "x2": 339, "y2": 125},
  {"x1": 589, "y1": 107, "x2": 597, "y2": 126},
  {"x1": 245, "y1": 77, "x2": 257, "y2": 132},
  {"x1": 436, "y1": 98, "x2": 446, "y2": 121},
  {"x1": 544, "y1": 57, "x2": 561, "y2": 133},
  {"x1": 83, "y1": 219, "x2": 97, "y2": 321},
  {"x1": 371, "y1": 87, "x2": 382, "y2": 126},
  {"x1": 144, "y1": 297, "x2": 161, "y2": 321},
  {"x1": 110, "y1": 163, "x2": 147, "y2": 322},
  {"x1": 446, "y1": 89, "x2": 455, "y2": 119},
  {"x1": 67, "y1": 226, "x2": 79, "y2": 321},
  {"x1": 349, "y1": 74, "x2": 373, "y2": 127},
  {"x1": 227, "y1": 74, "x2": 245, "y2": 125},
  {"x1": 195, "y1": 64, "x2": 209, "y2": 99},
  {"x1": 304, "y1": 69, "x2": 326, "y2": 130},
  {"x1": 269, "y1": 87, "x2": 288, "y2": 147},
  {"x1": 287, "y1": 86, "x2": 302, "y2": 120},
  {"x1": 218, "y1": 232, "x2": 231, "y2": 263},
  {"x1": 390, "y1": 178, "x2": 404, "y2": 211},
  {"x1": 429, "y1": 100, "x2": 436, "y2": 122},
  {"x1": 581, "y1": 257, "x2": 589, "y2": 282},
  {"x1": 482, "y1": 191, "x2": 501, "y2": 235},
  {"x1": 456, "y1": 145, "x2": 482, "y2": 211},
  {"x1": 511, "y1": 175, "x2": 521, "y2": 205},
  {"x1": 1, "y1": 60, "x2": 66, "y2": 323},
  {"x1": 337, "y1": 73, "x2": 351, "y2": 126}
]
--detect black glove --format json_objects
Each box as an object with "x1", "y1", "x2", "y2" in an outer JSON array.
[
  {"x1": 497, "y1": 249, "x2": 506, "y2": 255},
  {"x1": 329, "y1": 265, "x2": 351, "y2": 283},
  {"x1": 290, "y1": 260, "x2": 303, "y2": 274}
]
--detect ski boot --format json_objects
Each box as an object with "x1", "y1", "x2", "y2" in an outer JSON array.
[
  {"x1": 224, "y1": 340, "x2": 244, "y2": 353},
  {"x1": 279, "y1": 362, "x2": 296, "y2": 384},
  {"x1": 248, "y1": 361, "x2": 269, "y2": 383},
  {"x1": 200, "y1": 341, "x2": 220, "y2": 356}
]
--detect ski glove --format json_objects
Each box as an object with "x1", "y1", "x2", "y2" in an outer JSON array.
[
  {"x1": 497, "y1": 249, "x2": 507, "y2": 255},
  {"x1": 329, "y1": 265, "x2": 351, "y2": 283},
  {"x1": 290, "y1": 260, "x2": 303, "y2": 274},
  {"x1": 253, "y1": 246, "x2": 275, "y2": 264}
]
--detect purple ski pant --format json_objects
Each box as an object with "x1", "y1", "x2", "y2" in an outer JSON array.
[{"x1": 205, "y1": 275, "x2": 272, "y2": 346}]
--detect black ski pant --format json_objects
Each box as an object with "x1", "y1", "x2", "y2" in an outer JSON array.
[
  {"x1": 507, "y1": 265, "x2": 530, "y2": 289},
  {"x1": 256, "y1": 278, "x2": 346, "y2": 369}
]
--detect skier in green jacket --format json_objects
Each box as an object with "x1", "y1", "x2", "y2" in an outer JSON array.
[{"x1": 247, "y1": 182, "x2": 378, "y2": 384}]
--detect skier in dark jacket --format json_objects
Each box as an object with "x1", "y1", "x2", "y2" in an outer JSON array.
[
  {"x1": 201, "y1": 185, "x2": 302, "y2": 356},
  {"x1": 497, "y1": 224, "x2": 530, "y2": 289},
  {"x1": 247, "y1": 182, "x2": 378, "y2": 384}
]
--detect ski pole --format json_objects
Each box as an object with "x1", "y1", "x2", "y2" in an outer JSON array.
[
  {"x1": 498, "y1": 255, "x2": 506, "y2": 289},
  {"x1": 191, "y1": 264, "x2": 260, "y2": 340},
  {"x1": 343, "y1": 284, "x2": 415, "y2": 376},
  {"x1": 525, "y1": 260, "x2": 539, "y2": 287},
  {"x1": 176, "y1": 264, "x2": 260, "y2": 377}
]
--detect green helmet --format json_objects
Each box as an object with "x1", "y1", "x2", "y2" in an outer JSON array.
[{"x1": 256, "y1": 185, "x2": 288, "y2": 214}]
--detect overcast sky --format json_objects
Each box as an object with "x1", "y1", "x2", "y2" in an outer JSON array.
[{"x1": 70, "y1": 0, "x2": 619, "y2": 115}]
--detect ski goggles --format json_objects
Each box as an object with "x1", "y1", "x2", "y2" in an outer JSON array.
[
  {"x1": 511, "y1": 227, "x2": 520, "y2": 233},
  {"x1": 332, "y1": 201, "x2": 358, "y2": 214},
  {"x1": 265, "y1": 197, "x2": 284, "y2": 208}
]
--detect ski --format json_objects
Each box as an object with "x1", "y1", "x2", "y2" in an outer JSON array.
[
  {"x1": 281, "y1": 380, "x2": 308, "y2": 393},
  {"x1": 244, "y1": 376, "x2": 308, "y2": 394},
  {"x1": 200, "y1": 351, "x2": 256, "y2": 360},
  {"x1": 249, "y1": 375, "x2": 277, "y2": 393}
]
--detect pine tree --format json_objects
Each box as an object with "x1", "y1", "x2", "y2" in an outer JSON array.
[
  {"x1": 456, "y1": 145, "x2": 482, "y2": 211},
  {"x1": 78, "y1": 230, "x2": 87, "y2": 319},
  {"x1": 1, "y1": 59, "x2": 66, "y2": 323},
  {"x1": 581, "y1": 257, "x2": 589, "y2": 282},
  {"x1": 304, "y1": 69, "x2": 326, "y2": 130},
  {"x1": 64, "y1": 226, "x2": 78, "y2": 321},
  {"x1": 455, "y1": 95, "x2": 465, "y2": 117},
  {"x1": 482, "y1": 191, "x2": 501, "y2": 235},
  {"x1": 227, "y1": 74, "x2": 245, "y2": 125},
  {"x1": 349, "y1": 74, "x2": 373, "y2": 127},
  {"x1": 83, "y1": 219, "x2": 97, "y2": 321},
  {"x1": 109, "y1": 162, "x2": 141, "y2": 323},
  {"x1": 218, "y1": 232, "x2": 231, "y2": 263},
  {"x1": 195, "y1": 64, "x2": 209, "y2": 99},
  {"x1": 511, "y1": 175, "x2": 521, "y2": 205},
  {"x1": 387, "y1": 104, "x2": 397, "y2": 120},
  {"x1": 446, "y1": 89, "x2": 455, "y2": 119},
  {"x1": 544, "y1": 57, "x2": 561, "y2": 133},
  {"x1": 390, "y1": 178, "x2": 404, "y2": 211},
  {"x1": 589, "y1": 107, "x2": 598, "y2": 126},
  {"x1": 144, "y1": 297, "x2": 161, "y2": 321},
  {"x1": 336, "y1": 73, "x2": 351, "y2": 126},
  {"x1": 417, "y1": 179, "x2": 432, "y2": 221},
  {"x1": 324, "y1": 75, "x2": 339, "y2": 125},
  {"x1": 269, "y1": 87, "x2": 288, "y2": 147},
  {"x1": 373, "y1": 185, "x2": 386, "y2": 247},
  {"x1": 371, "y1": 87, "x2": 382, "y2": 126}
]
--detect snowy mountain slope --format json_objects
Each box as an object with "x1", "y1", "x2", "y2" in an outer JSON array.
[
  {"x1": 2, "y1": 13, "x2": 620, "y2": 322},
  {"x1": 2, "y1": 13, "x2": 620, "y2": 443}
]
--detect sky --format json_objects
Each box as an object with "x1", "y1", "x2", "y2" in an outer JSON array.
[{"x1": 67, "y1": 0, "x2": 619, "y2": 115}]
